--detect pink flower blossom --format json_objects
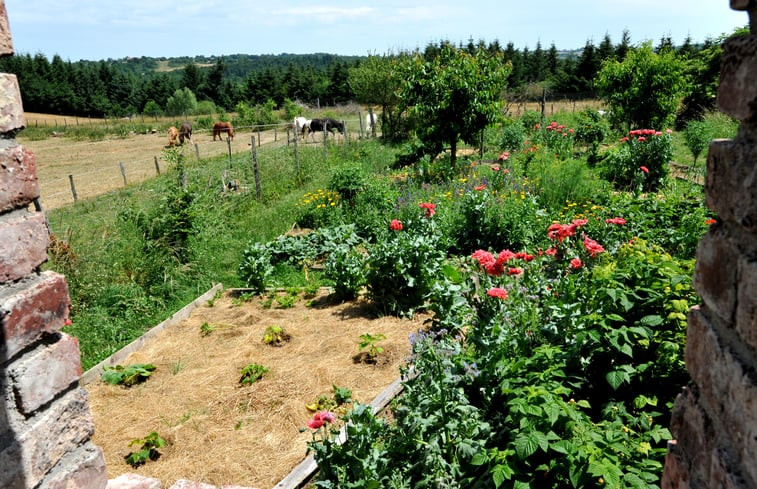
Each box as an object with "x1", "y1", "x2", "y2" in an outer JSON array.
[
  {"x1": 307, "y1": 411, "x2": 336, "y2": 429},
  {"x1": 491, "y1": 165, "x2": 500, "y2": 171},
  {"x1": 605, "y1": 217, "x2": 627, "y2": 225},
  {"x1": 508, "y1": 267, "x2": 523, "y2": 276},
  {"x1": 389, "y1": 219, "x2": 403, "y2": 231},
  {"x1": 640, "y1": 166, "x2": 649, "y2": 174},
  {"x1": 583, "y1": 237, "x2": 605, "y2": 257},
  {"x1": 570, "y1": 258, "x2": 583, "y2": 269},
  {"x1": 486, "y1": 287, "x2": 508, "y2": 299},
  {"x1": 498, "y1": 151, "x2": 510, "y2": 161},
  {"x1": 419, "y1": 202, "x2": 436, "y2": 218}
]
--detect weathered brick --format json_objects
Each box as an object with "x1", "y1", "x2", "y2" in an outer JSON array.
[
  {"x1": 705, "y1": 140, "x2": 757, "y2": 233},
  {"x1": 693, "y1": 228, "x2": 739, "y2": 324},
  {"x1": 736, "y1": 255, "x2": 757, "y2": 352},
  {"x1": 0, "y1": 271, "x2": 70, "y2": 360},
  {"x1": 718, "y1": 35, "x2": 757, "y2": 121},
  {"x1": 0, "y1": 73, "x2": 25, "y2": 133},
  {"x1": 0, "y1": 2, "x2": 11, "y2": 57},
  {"x1": 686, "y1": 307, "x2": 757, "y2": 484},
  {"x1": 0, "y1": 388, "x2": 96, "y2": 488},
  {"x1": 0, "y1": 144, "x2": 39, "y2": 212},
  {"x1": 43, "y1": 444, "x2": 108, "y2": 489},
  {"x1": 106, "y1": 473, "x2": 162, "y2": 489},
  {"x1": 10, "y1": 333, "x2": 82, "y2": 414},
  {"x1": 669, "y1": 388, "x2": 713, "y2": 488},
  {"x1": 0, "y1": 210, "x2": 49, "y2": 282},
  {"x1": 661, "y1": 440, "x2": 691, "y2": 489}
]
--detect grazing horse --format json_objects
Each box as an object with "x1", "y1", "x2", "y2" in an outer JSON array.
[
  {"x1": 179, "y1": 122, "x2": 192, "y2": 145},
  {"x1": 293, "y1": 116, "x2": 311, "y2": 139},
  {"x1": 212, "y1": 121, "x2": 235, "y2": 141},
  {"x1": 365, "y1": 113, "x2": 378, "y2": 136},
  {"x1": 167, "y1": 126, "x2": 179, "y2": 146},
  {"x1": 309, "y1": 118, "x2": 345, "y2": 140}
]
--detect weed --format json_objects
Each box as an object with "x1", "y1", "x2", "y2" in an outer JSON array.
[
  {"x1": 101, "y1": 363, "x2": 156, "y2": 386},
  {"x1": 125, "y1": 431, "x2": 166, "y2": 467},
  {"x1": 358, "y1": 333, "x2": 386, "y2": 360},
  {"x1": 200, "y1": 322, "x2": 215, "y2": 336},
  {"x1": 262, "y1": 325, "x2": 290, "y2": 346}
]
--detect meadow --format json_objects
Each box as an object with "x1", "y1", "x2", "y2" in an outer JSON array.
[{"x1": 39, "y1": 105, "x2": 738, "y2": 488}]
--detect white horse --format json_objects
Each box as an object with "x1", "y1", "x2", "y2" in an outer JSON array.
[
  {"x1": 293, "y1": 116, "x2": 311, "y2": 140},
  {"x1": 365, "y1": 113, "x2": 378, "y2": 136}
]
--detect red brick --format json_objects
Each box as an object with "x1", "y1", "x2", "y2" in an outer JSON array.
[
  {"x1": 0, "y1": 271, "x2": 70, "y2": 360},
  {"x1": 0, "y1": 210, "x2": 49, "y2": 282},
  {"x1": 0, "y1": 2, "x2": 11, "y2": 57},
  {"x1": 0, "y1": 389, "x2": 96, "y2": 488},
  {"x1": 0, "y1": 73, "x2": 25, "y2": 132},
  {"x1": 718, "y1": 34, "x2": 757, "y2": 121},
  {"x1": 693, "y1": 228, "x2": 738, "y2": 324},
  {"x1": 0, "y1": 144, "x2": 39, "y2": 212},
  {"x1": 106, "y1": 473, "x2": 162, "y2": 489},
  {"x1": 10, "y1": 333, "x2": 82, "y2": 414},
  {"x1": 43, "y1": 444, "x2": 108, "y2": 489},
  {"x1": 686, "y1": 307, "x2": 757, "y2": 484},
  {"x1": 705, "y1": 140, "x2": 757, "y2": 233}
]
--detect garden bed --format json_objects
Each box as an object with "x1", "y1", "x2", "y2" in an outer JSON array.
[{"x1": 84, "y1": 288, "x2": 429, "y2": 488}]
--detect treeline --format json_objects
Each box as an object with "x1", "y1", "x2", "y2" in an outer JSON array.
[{"x1": 0, "y1": 28, "x2": 737, "y2": 122}]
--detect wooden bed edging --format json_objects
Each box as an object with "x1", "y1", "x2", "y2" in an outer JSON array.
[
  {"x1": 79, "y1": 283, "x2": 224, "y2": 386},
  {"x1": 272, "y1": 367, "x2": 417, "y2": 489}
]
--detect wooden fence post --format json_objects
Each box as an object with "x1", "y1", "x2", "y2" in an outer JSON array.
[
  {"x1": 119, "y1": 161, "x2": 127, "y2": 186},
  {"x1": 293, "y1": 128, "x2": 301, "y2": 184},
  {"x1": 251, "y1": 136, "x2": 262, "y2": 200},
  {"x1": 154, "y1": 156, "x2": 161, "y2": 175},
  {"x1": 369, "y1": 107, "x2": 376, "y2": 138},
  {"x1": 257, "y1": 127, "x2": 261, "y2": 147},
  {"x1": 194, "y1": 143, "x2": 200, "y2": 160},
  {"x1": 227, "y1": 137, "x2": 233, "y2": 168},
  {"x1": 287, "y1": 128, "x2": 291, "y2": 146},
  {"x1": 358, "y1": 111, "x2": 364, "y2": 139},
  {"x1": 68, "y1": 174, "x2": 78, "y2": 203}
]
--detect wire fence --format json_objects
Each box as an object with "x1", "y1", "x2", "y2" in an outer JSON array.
[{"x1": 31, "y1": 114, "x2": 380, "y2": 211}]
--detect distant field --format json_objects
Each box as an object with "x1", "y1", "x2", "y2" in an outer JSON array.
[{"x1": 24, "y1": 112, "x2": 106, "y2": 128}]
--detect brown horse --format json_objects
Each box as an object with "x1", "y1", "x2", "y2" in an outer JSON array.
[
  {"x1": 212, "y1": 121, "x2": 235, "y2": 141},
  {"x1": 167, "y1": 126, "x2": 179, "y2": 146},
  {"x1": 179, "y1": 122, "x2": 192, "y2": 145}
]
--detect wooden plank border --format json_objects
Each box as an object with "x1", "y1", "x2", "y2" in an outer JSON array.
[{"x1": 79, "y1": 283, "x2": 224, "y2": 386}]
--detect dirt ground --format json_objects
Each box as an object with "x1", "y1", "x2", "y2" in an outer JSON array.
[{"x1": 84, "y1": 289, "x2": 430, "y2": 489}]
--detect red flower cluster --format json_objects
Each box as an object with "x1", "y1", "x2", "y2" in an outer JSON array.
[
  {"x1": 497, "y1": 151, "x2": 510, "y2": 161},
  {"x1": 547, "y1": 218, "x2": 587, "y2": 242},
  {"x1": 583, "y1": 237, "x2": 605, "y2": 257},
  {"x1": 605, "y1": 217, "x2": 627, "y2": 225},
  {"x1": 474, "y1": 185, "x2": 486, "y2": 191},
  {"x1": 570, "y1": 258, "x2": 583, "y2": 269},
  {"x1": 486, "y1": 287, "x2": 508, "y2": 299},
  {"x1": 640, "y1": 166, "x2": 649, "y2": 174},
  {"x1": 471, "y1": 249, "x2": 532, "y2": 276},
  {"x1": 545, "y1": 121, "x2": 568, "y2": 132},
  {"x1": 307, "y1": 411, "x2": 336, "y2": 429},
  {"x1": 419, "y1": 202, "x2": 436, "y2": 218},
  {"x1": 629, "y1": 129, "x2": 661, "y2": 137},
  {"x1": 389, "y1": 219, "x2": 403, "y2": 231}
]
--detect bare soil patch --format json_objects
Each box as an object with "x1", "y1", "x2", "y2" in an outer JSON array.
[{"x1": 85, "y1": 289, "x2": 429, "y2": 489}]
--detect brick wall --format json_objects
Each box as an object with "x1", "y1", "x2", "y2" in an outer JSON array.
[
  {"x1": 0, "y1": 1, "x2": 108, "y2": 487},
  {"x1": 661, "y1": 2, "x2": 757, "y2": 489}
]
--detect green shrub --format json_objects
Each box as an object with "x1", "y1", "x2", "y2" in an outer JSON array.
[
  {"x1": 498, "y1": 118, "x2": 526, "y2": 151},
  {"x1": 324, "y1": 245, "x2": 367, "y2": 301},
  {"x1": 683, "y1": 120, "x2": 714, "y2": 165},
  {"x1": 238, "y1": 242, "x2": 274, "y2": 292},
  {"x1": 328, "y1": 164, "x2": 367, "y2": 204},
  {"x1": 600, "y1": 129, "x2": 673, "y2": 193}
]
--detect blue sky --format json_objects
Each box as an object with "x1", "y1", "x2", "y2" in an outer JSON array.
[{"x1": 4, "y1": 1, "x2": 748, "y2": 61}]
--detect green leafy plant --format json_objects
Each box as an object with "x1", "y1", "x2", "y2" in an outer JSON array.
[
  {"x1": 683, "y1": 119, "x2": 714, "y2": 166},
  {"x1": 358, "y1": 333, "x2": 386, "y2": 360},
  {"x1": 324, "y1": 245, "x2": 367, "y2": 301},
  {"x1": 200, "y1": 321, "x2": 215, "y2": 336},
  {"x1": 101, "y1": 363, "x2": 157, "y2": 386},
  {"x1": 125, "y1": 431, "x2": 166, "y2": 467},
  {"x1": 239, "y1": 363, "x2": 269, "y2": 385},
  {"x1": 238, "y1": 242, "x2": 274, "y2": 293},
  {"x1": 262, "y1": 325, "x2": 290, "y2": 346}
]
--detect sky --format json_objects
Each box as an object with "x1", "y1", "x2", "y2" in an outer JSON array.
[{"x1": 4, "y1": 1, "x2": 749, "y2": 62}]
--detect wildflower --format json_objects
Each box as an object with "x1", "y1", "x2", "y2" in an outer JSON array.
[
  {"x1": 474, "y1": 185, "x2": 486, "y2": 191},
  {"x1": 605, "y1": 217, "x2": 627, "y2": 225},
  {"x1": 666, "y1": 129, "x2": 673, "y2": 134},
  {"x1": 486, "y1": 287, "x2": 508, "y2": 299},
  {"x1": 637, "y1": 136, "x2": 646, "y2": 142},
  {"x1": 572, "y1": 218, "x2": 588, "y2": 227},
  {"x1": 497, "y1": 151, "x2": 510, "y2": 161},
  {"x1": 491, "y1": 165, "x2": 500, "y2": 171},
  {"x1": 570, "y1": 257, "x2": 583, "y2": 269},
  {"x1": 508, "y1": 267, "x2": 523, "y2": 276},
  {"x1": 620, "y1": 137, "x2": 629, "y2": 142},
  {"x1": 640, "y1": 166, "x2": 649, "y2": 174},
  {"x1": 583, "y1": 237, "x2": 605, "y2": 257},
  {"x1": 419, "y1": 202, "x2": 436, "y2": 218},
  {"x1": 705, "y1": 218, "x2": 717, "y2": 225},
  {"x1": 389, "y1": 219, "x2": 403, "y2": 231},
  {"x1": 64, "y1": 318, "x2": 72, "y2": 326},
  {"x1": 545, "y1": 247, "x2": 557, "y2": 256}
]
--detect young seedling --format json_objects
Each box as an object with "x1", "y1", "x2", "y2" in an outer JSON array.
[
  {"x1": 239, "y1": 363, "x2": 269, "y2": 385},
  {"x1": 262, "y1": 325, "x2": 290, "y2": 346},
  {"x1": 358, "y1": 333, "x2": 386, "y2": 361},
  {"x1": 101, "y1": 363, "x2": 156, "y2": 387},
  {"x1": 125, "y1": 431, "x2": 166, "y2": 467}
]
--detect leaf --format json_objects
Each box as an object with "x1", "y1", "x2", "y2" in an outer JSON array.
[
  {"x1": 639, "y1": 315, "x2": 663, "y2": 326},
  {"x1": 471, "y1": 452, "x2": 488, "y2": 466},
  {"x1": 606, "y1": 369, "x2": 629, "y2": 390},
  {"x1": 492, "y1": 464, "x2": 514, "y2": 488},
  {"x1": 515, "y1": 431, "x2": 547, "y2": 459}
]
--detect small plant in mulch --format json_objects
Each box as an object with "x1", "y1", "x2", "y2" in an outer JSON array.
[
  {"x1": 306, "y1": 385, "x2": 353, "y2": 414},
  {"x1": 199, "y1": 321, "x2": 236, "y2": 336},
  {"x1": 262, "y1": 325, "x2": 291, "y2": 346},
  {"x1": 101, "y1": 363, "x2": 156, "y2": 387},
  {"x1": 239, "y1": 363, "x2": 269, "y2": 385},
  {"x1": 125, "y1": 431, "x2": 166, "y2": 467},
  {"x1": 356, "y1": 333, "x2": 386, "y2": 364}
]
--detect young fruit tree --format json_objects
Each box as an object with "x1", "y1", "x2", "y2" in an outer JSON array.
[{"x1": 397, "y1": 43, "x2": 511, "y2": 169}]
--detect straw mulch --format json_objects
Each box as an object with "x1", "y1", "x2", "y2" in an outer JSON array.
[{"x1": 86, "y1": 289, "x2": 429, "y2": 489}]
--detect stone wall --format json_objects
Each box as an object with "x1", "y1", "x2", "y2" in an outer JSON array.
[
  {"x1": 0, "y1": 1, "x2": 109, "y2": 487},
  {"x1": 661, "y1": 2, "x2": 757, "y2": 489}
]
